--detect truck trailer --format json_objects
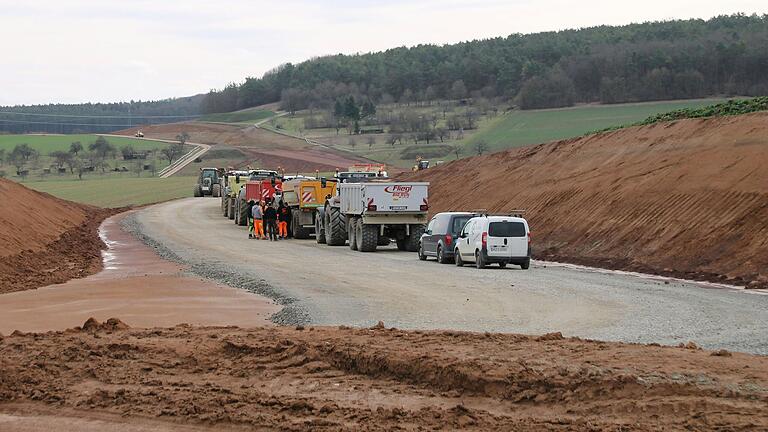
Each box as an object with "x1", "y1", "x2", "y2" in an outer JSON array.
[
  {"x1": 282, "y1": 178, "x2": 337, "y2": 240},
  {"x1": 323, "y1": 182, "x2": 429, "y2": 252}
]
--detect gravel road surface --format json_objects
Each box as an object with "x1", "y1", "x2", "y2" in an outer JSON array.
[{"x1": 135, "y1": 198, "x2": 768, "y2": 354}]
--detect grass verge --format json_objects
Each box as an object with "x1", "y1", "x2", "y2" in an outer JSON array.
[{"x1": 25, "y1": 176, "x2": 194, "y2": 208}]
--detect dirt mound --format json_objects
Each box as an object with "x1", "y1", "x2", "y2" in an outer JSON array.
[
  {"x1": 0, "y1": 179, "x2": 116, "y2": 294},
  {"x1": 405, "y1": 112, "x2": 768, "y2": 288},
  {"x1": 0, "y1": 179, "x2": 86, "y2": 257},
  {"x1": 1, "y1": 325, "x2": 766, "y2": 430}
]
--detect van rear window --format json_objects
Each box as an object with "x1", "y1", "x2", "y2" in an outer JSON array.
[{"x1": 488, "y1": 222, "x2": 526, "y2": 237}]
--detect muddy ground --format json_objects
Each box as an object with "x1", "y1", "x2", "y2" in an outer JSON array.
[
  {"x1": 1, "y1": 319, "x2": 766, "y2": 431},
  {"x1": 405, "y1": 112, "x2": 768, "y2": 289}
]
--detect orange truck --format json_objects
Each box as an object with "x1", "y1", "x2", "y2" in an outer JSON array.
[{"x1": 281, "y1": 177, "x2": 337, "y2": 240}]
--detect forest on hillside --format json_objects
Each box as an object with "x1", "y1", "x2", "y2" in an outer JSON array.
[
  {"x1": 201, "y1": 14, "x2": 768, "y2": 113},
  {"x1": 0, "y1": 95, "x2": 203, "y2": 134}
]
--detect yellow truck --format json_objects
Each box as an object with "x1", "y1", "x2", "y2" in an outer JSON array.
[{"x1": 282, "y1": 177, "x2": 337, "y2": 241}]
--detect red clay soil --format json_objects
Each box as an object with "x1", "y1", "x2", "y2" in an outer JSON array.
[
  {"x1": 0, "y1": 179, "x2": 117, "y2": 294},
  {"x1": 1, "y1": 320, "x2": 766, "y2": 431},
  {"x1": 116, "y1": 122, "x2": 370, "y2": 173},
  {"x1": 405, "y1": 112, "x2": 768, "y2": 289}
]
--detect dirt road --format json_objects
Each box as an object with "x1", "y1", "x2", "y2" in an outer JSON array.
[{"x1": 136, "y1": 198, "x2": 768, "y2": 354}]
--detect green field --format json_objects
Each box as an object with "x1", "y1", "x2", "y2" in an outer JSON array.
[
  {"x1": 0, "y1": 134, "x2": 160, "y2": 153},
  {"x1": 200, "y1": 109, "x2": 275, "y2": 123},
  {"x1": 462, "y1": 99, "x2": 727, "y2": 154},
  {"x1": 24, "y1": 176, "x2": 195, "y2": 208}
]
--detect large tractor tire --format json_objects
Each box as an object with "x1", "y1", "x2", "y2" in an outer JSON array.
[
  {"x1": 292, "y1": 212, "x2": 311, "y2": 239},
  {"x1": 237, "y1": 200, "x2": 248, "y2": 226},
  {"x1": 324, "y1": 206, "x2": 347, "y2": 246},
  {"x1": 212, "y1": 184, "x2": 221, "y2": 198},
  {"x1": 357, "y1": 223, "x2": 378, "y2": 252},
  {"x1": 348, "y1": 218, "x2": 358, "y2": 250},
  {"x1": 228, "y1": 197, "x2": 235, "y2": 220},
  {"x1": 405, "y1": 224, "x2": 425, "y2": 252},
  {"x1": 315, "y1": 209, "x2": 326, "y2": 244},
  {"x1": 193, "y1": 184, "x2": 203, "y2": 197},
  {"x1": 221, "y1": 194, "x2": 228, "y2": 217}
]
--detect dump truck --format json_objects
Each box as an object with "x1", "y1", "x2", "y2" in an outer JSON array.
[
  {"x1": 220, "y1": 170, "x2": 250, "y2": 219},
  {"x1": 323, "y1": 181, "x2": 429, "y2": 252},
  {"x1": 233, "y1": 174, "x2": 283, "y2": 226},
  {"x1": 282, "y1": 177, "x2": 337, "y2": 241},
  {"x1": 193, "y1": 168, "x2": 221, "y2": 197}
]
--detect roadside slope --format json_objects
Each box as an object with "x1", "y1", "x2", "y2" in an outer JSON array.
[
  {"x1": 0, "y1": 179, "x2": 113, "y2": 293},
  {"x1": 405, "y1": 112, "x2": 768, "y2": 288}
]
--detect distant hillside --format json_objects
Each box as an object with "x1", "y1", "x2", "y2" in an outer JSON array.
[
  {"x1": 0, "y1": 95, "x2": 204, "y2": 134},
  {"x1": 202, "y1": 14, "x2": 768, "y2": 113}
]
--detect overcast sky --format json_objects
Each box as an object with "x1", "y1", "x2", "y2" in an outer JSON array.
[{"x1": 1, "y1": 0, "x2": 765, "y2": 106}]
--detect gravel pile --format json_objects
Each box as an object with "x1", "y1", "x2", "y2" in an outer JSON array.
[{"x1": 121, "y1": 214, "x2": 309, "y2": 325}]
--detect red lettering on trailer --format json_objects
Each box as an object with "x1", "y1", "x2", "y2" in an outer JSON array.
[{"x1": 384, "y1": 185, "x2": 413, "y2": 198}]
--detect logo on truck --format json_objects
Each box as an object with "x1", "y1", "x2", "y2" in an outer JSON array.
[{"x1": 384, "y1": 185, "x2": 412, "y2": 198}]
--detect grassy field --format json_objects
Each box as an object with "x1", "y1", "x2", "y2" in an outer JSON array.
[
  {"x1": 24, "y1": 176, "x2": 195, "y2": 207},
  {"x1": 0, "y1": 134, "x2": 159, "y2": 153},
  {"x1": 462, "y1": 99, "x2": 727, "y2": 154},
  {"x1": 200, "y1": 109, "x2": 275, "y2": 123}
]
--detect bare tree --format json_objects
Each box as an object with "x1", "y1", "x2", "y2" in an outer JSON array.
[
  {"x1": 176, "y1": 132, "x2": 191, "y2": 145},
  {"x1": 474, "y1": 139, "x2": 488, "y2": 156},
  {"x1": 161, "y1": 143, "x2": 185, "y2": 164},
  {"x1": 453, "y1": 145, "x2": 462, "y2": 160}
]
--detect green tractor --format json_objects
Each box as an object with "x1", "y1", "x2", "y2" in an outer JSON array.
[{"x1": 193, "y1": 168, "x2": 222, "y2": 197}]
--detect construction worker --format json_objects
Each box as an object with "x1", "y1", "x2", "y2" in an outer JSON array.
[
  {"x1": 247, "y1": 200, "x2": 257, "y2": 239},
  {"x1": 277, "y1": 200, "x2": 290, "y2": 239},
  {"x1": 263, "y1": 200, "x2": 279, "y2": 241},
  {"x1": 251, "y1": 200, "x2": 264, "y2": 239}
]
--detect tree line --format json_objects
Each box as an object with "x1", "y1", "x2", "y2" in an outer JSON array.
[
  {"x1": 0, "y1": 95, "x2": 204, "y2": 134},
  {"x1": 201, "y1": 14, "x2": 768, "y2": 112}
]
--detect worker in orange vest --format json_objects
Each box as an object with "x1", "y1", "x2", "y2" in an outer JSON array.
[{"x1": 277, "y1": 200, "x2": 290, "y2": 239}]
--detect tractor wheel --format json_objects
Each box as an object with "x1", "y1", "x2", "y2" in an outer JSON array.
[
  {"x1": 348, "y1": 218, "x2": 358, "y2": 251},
  {"x1": 293, "y1": 212, "x2": 310, "y2": 239},
  {"x1": 405, "y1": 224, "x2": 425, "y2": 252},
  {"x1": 315, "y1": 210, "x2": 326, "y2": 244},
  {"x1": 358, "y1": 223, "x2": 378, "y2": 252},
  {"x1": 237, "y1": 200, "x2": 248, "y2": 226},
  {"x1": 193, "y1": 184, "x2": 203, "y2": 197},
  {"x1": 324, "y1": 206, "x2": 347, "y2": 246},
  {"x1": 228, "y1": 197, "x2": 235, "y2": 220},
  {"x1": 212, "y1": 184, "x2": 221, "y2": 198},
  {"x1": 221, "y1": 194, "x2": 228, "y2": 217}
]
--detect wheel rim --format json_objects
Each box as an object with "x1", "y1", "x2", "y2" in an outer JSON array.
[{"x1": 437, "y1": 247, "x2": 442, "y2": 261}]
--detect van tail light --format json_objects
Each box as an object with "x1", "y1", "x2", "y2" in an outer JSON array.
[
  {"x1": 482, "y1": 232, "x2": 488, "y2": 248},
  {"x1": 528, "y1": 232, "x2": 531, "y2": 244},
  {"x1": 445, "y1": 234, "x2": 453, "y2": 246}
]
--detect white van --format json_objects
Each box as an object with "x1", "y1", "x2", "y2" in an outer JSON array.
[{"x1": 454, "y1": 215, "x2": 531, "y2": 269}]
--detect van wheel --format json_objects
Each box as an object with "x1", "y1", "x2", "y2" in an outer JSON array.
[
  {"x1": 437, "y1": 245, "x2": 450, "y2": 264},
  {"x1": 475, "y1": 251, "x2": 486, "y2": 269},
  {"x1": 498, "y1": 262, "x2": 507, "y2": 268},
  {"x1": 520, "y1": 259, "x2": 530, "y2": 270},
  {"x1": 455, "y1": 250, "x2": 464, "y2": 267},
  {"x1": 418, "y1": 243, "x2": 427, "y2": 260}
]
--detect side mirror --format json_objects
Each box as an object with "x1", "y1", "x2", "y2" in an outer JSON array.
[
  {"x1": 321, "y1": 177, "x2": 327, "y2": 188},
  {"x1": 235, "y1": 175, "x2": 240, "y2": 183},
  {"x1": 271, "y1": 177, "x2": 276, "y2": 186},
  {"x1": 425, "y1": 230, "x2": 432, "y2": 235}
]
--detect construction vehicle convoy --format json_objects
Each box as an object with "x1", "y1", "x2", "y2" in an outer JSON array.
[{"x1": 234, "y1": 170, "x2": 282, "y2": 226}]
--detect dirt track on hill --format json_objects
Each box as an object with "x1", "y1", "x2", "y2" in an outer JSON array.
[
  {"x1": 115, "y1": 122, "x2": 369, "y2": 173},
  {"x1": 1, "y1": 319, "x2": 767, "y2": 431},
  {"x1": 405, "y1": 112, "x2": 768, "y2": 289}
]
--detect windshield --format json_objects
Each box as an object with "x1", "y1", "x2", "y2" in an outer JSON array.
[
  {"x1": 488, "y1": 221, "x2": 526, "y2": 237},
  {"x1": 451, "y1": 216, "x2": 472, "y2": 234}
]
